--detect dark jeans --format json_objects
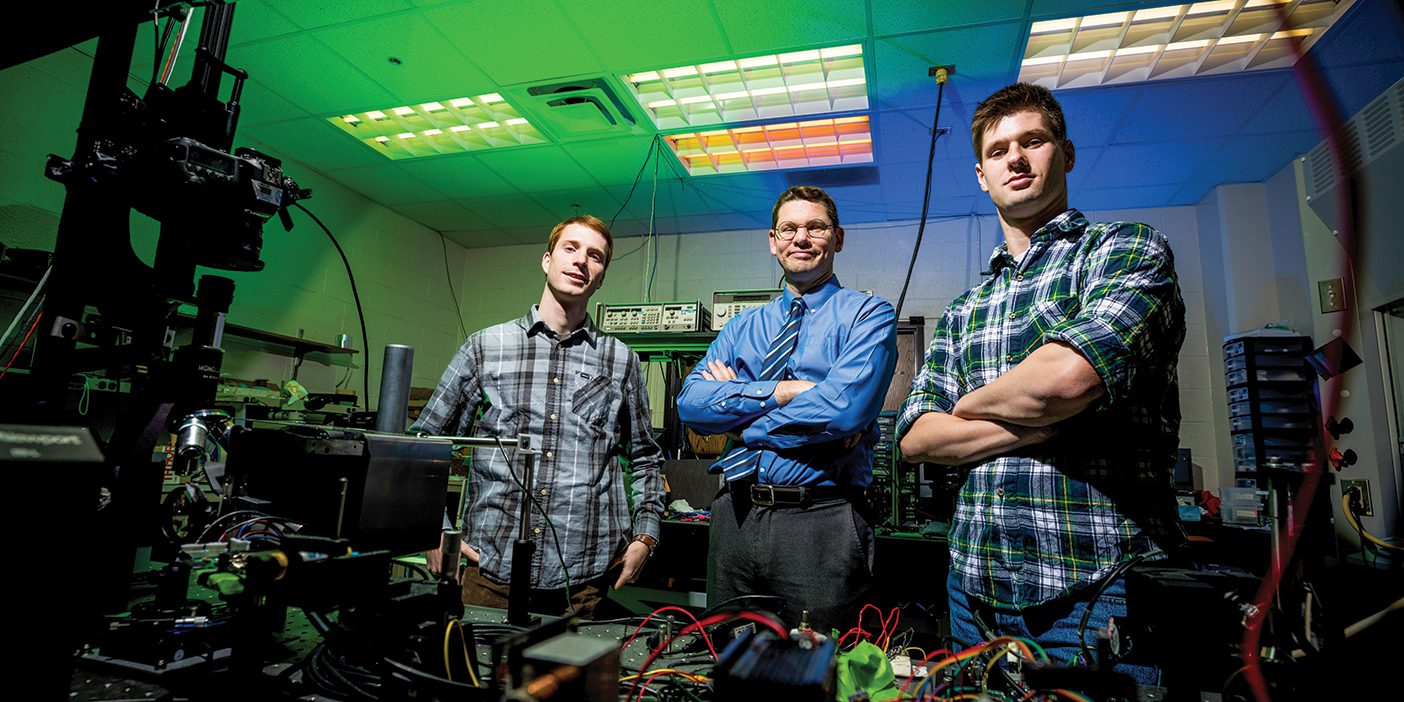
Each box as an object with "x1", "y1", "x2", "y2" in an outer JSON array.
[
  {"x1": 947, "y1": 570, "x2": 1162, "y2": 687},
  {"x1": 709, "y1": 490, "x2": 875, "y2": 637}
]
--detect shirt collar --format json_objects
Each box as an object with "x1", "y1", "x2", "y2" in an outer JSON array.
[
  {"x1": 782, "y1": 273, "x2": 843, "y2": 311},
  {"x1": 986, "y1": 208, "x2": 1088, "y2": 274},
  {"x1": 521, "y1": 305, "x2": 597, "y2": 345}
]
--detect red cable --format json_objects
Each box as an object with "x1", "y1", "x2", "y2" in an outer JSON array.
[
  {"x1": 1239, "y1": 6, "x2": 1360, "y2": 702},
  {"x1": 628, "y1": 610, "x2": 787, "y2": 701},
  {"x1": 618, "y1": 604, "x2": 718, "y2": 660},
  {"x1": 895, "y1": 647, "x2": 957, "y2": 700},
  {"x1": 0, "y1": 311, "x2": 42, "y2": 381}
]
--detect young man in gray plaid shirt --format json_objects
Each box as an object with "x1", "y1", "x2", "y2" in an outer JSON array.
[
  {"x1": 897, "y1": 83, "x2": 1186, "y2": 683},
  {"x1": 412, "y1": 215, "x2": 664, "y2": 618}
]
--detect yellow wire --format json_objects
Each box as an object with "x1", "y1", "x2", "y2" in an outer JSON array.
[
  {"x1": 981, "y1": 642, "x2": 1023, "y2": 690},
  {"x1": 619, "y1": 669, "x2": 708, "y2": 684},
  {"x1": 442, "y1": 621, "x2": 454, "y2": 682},
  {"x1": 1343, "y1": 494, "x2": 1404, "y2": 553},
  {"x1": 927, "y1": 647, "x2": 981, "y2": 678},
  {"x1": 902, "y1": 646, "x2": 928, "y2": 661},
  {"x1": 451, "y1": 620, "x2": 483, "y2": 687}
]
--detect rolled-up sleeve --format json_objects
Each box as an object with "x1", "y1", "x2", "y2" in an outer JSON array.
[
  {"x1": 1042, "y1": 222, "x2": 1182, "y2": 407},
  {"x1": 896, "y1": 306, "x2": 962, "y2": 442}
]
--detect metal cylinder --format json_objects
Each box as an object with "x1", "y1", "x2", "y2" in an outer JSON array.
[
  {"x1": 440, "y1": 528, "x2": 462, "y2": 582},
  {"x1": 175, "y1": 415, "x2": 210, "y2": 460},
  {"x1": 375, "y1": 344, "x2": 415, "y2": 433}
]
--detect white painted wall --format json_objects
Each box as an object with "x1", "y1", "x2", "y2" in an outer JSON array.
[{"x1": 448, "y1": 203, "x2": 1219, "y2": 485}]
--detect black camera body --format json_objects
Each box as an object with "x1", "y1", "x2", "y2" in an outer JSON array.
[{"x1": 129, "y1": 138, "x2": 305, "y2": 272}]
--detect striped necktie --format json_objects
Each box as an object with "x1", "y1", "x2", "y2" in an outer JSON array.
[{"x1": 712, "y1": 297, "x2": 806, "y2": 482}]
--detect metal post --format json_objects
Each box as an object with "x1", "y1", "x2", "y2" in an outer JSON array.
[
  {"x1": 440, "y1": 528, "x2": 462, "y2": 584},
  {"x1": 375, "y1": 344, "x2": 414, "y2": 433},
  {"x1": 508, "y1": 446, "x2": 538, "y2": 626}
]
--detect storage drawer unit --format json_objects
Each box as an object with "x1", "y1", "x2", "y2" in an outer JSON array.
[{"x1": 1222, "y1": 332, "x2": 1318, "y2": 485}]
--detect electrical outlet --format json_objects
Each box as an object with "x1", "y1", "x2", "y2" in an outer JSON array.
[{"x1": 1342, "y1": 479, "x2": 1373, "y2": 516}]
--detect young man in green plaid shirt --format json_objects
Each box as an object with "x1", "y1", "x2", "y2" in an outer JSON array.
[{"x1": 896, "y1": 83, "x2": 1186, "y2": 684}]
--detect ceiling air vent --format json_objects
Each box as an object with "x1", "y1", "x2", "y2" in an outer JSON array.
[{"x1": 516, "y1": 78, "x2": 646, "y2": 141}]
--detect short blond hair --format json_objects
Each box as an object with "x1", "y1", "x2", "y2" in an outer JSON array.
[{"x1": 547, "y1": 215, "x2": 614, "y2": 270}]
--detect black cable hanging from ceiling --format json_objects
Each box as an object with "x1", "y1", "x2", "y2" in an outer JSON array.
[{"x1": 894, "y1": 75, "x2": 948, "y2": 321}]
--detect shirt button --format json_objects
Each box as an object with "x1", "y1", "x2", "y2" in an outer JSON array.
[
  {"x1": 760, "y1": 468, "x2": 766, "y2": 473},
  {"x1": 546, "y1": 451, "x2": 554, "y2": 458},
  {"x1": 1017, "y1": 273, "x2": 1025, "y2": 280},
  {"x1": 533, "y1": 527, "x2": 542, "y2": 535},
  {"x1": 539, "y1": 488, "x2": 548, "y2": 496},
  {"x1": 1007, "y1": 312, "x2": 1015, "y2": 320},
  {"x1": 553, "y1": 377, "x2": 560, "y2": 384},
  {"x1": 996, "y1": 487, "x2": 1005, "y2": 497},
  {"x1": 549, "y1": 413, "x2": 557, "y2": 420}
]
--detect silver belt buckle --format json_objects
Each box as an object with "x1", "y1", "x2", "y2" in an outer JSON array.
[{"x1": 752, "y1": 484, "x2": 777, "y2": 506}]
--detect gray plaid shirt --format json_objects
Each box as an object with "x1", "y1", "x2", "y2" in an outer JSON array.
[{"x1": 410, "y1": 307, "x2": 664, "y2": 589}]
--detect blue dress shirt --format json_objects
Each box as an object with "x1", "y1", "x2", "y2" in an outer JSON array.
[{"x1": 677, "y1": 276, "x2": 897, "y2": 488}]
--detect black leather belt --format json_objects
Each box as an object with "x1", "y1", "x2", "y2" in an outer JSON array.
[{"x1": 741, "y1": 483, "x2": 860, "y2": 507}]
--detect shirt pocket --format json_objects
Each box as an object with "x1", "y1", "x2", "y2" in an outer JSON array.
[{"x1": 570, "y1": 375, "x2": 621, "y2": 432}]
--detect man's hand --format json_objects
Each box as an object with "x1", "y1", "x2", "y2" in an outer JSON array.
[
  {"x1": 701, "y1": 359, "x2": 738, "y2": 381},
  {"x1": 700, "y1": 361, "x2": 814, "y2": 408},
  {"x1": 613, "y1": 540, "x2": 651, "y2": 590},
  {"x1": 424, "y1": 541, "x2": 479, "y2": 576}
]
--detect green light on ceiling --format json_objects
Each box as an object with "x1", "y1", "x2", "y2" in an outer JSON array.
[
  {"x1": 327, "y1": 93, "x2": 546, "y2": 160},
  {"x1": 623, "y1": 44, "x2": 868, "y2": 130}
]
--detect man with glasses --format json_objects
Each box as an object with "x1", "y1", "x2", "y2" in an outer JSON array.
[{"x1": 678, "y1": 186, "x2": 897, "y2": 636}]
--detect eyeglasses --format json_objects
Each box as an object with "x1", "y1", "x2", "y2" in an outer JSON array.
[{"x1": 773, "y1": 220, "x2": 835, "y2": 241}]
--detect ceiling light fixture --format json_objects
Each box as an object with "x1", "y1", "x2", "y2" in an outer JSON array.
[
  {"x1": 662, "y1": 115, "x2": 873, "y2": 175},
  {"x1": 1019, "y1": 0, "x2": 1355, "y2": 88},
  {"x1": 623, "y1": 43, "x2": 869, "y2": 130},
  {"x1": 328, "y1": 92, "x2": 545, "y2": 160}
]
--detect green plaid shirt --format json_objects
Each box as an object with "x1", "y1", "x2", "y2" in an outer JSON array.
[{"x1": 897, "y1": 209, "x2": 1187, "y2": 609}]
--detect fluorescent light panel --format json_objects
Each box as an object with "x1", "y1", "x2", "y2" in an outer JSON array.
[
  {"x1": 624, "y1": 44, "x2": 869, "y2": 130},
  {"x1": 327, "y1": 93, "x2": 545, "y2": 160},
  {"x1": 663, "y1": 116, "x2": 873, "y2": 176},
  {"x1": 1019, "y1": 0, "x2": 1354, "y2": 89}
]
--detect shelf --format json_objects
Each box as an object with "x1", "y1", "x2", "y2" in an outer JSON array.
[
  {"x1": 177, "y1": 313, "x2": 355, "y2": 356},
  {"x1": 612, "y1": 331, "x2": 717, "y2": 360}
]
